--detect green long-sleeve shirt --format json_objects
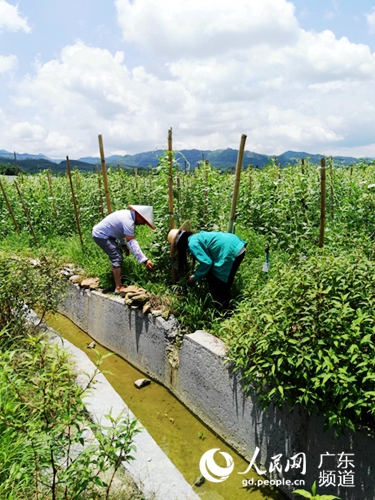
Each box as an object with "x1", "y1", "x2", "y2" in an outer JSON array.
[{"x1": 188, "y1": 232, "x2": 246, "y2": 283}]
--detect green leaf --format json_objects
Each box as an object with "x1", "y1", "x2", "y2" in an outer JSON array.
[{"x1": 292, "y1": 490, "x2": 312, "y2": 498}]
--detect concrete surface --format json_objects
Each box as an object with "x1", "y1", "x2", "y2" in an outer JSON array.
[
  {"x1": 58, "y1": 284, "x2": 375, "y2": 500},
  {"x1": 48, "y1": 325, "x2": 200, "y2": 500}
]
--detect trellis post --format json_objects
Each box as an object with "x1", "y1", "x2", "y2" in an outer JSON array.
[
  {"x1": 98, "y1": 134, "x2": 112, "y2": 214},
  {"x1": 319, "y1": 158, "x2": 326, "y2": 248},
  {"x1": 0, "y1": 178, "x2": 20, "y2": 234},
  {"x1": 67, "y1": 156, "x2": 84, "y2": 246},
  {"x1": 14, "y1": 180, "x2": 38, "y2": 244},
  {"x1": 227, "y1": 134, "x2": 247, "y2": 233}
]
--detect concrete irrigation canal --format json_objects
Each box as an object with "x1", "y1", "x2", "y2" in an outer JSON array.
[{"x1": 49, "y1": 281, "x2": 374, "y2": 500}]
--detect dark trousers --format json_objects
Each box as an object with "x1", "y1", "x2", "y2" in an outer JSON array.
[{"x1": 206, "y1": 252, "x2": 245, "y2": 309}]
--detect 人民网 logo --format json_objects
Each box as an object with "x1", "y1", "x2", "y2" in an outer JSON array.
[{"x1": 199, "y1": 448, "x2": 234, "y2": 483}]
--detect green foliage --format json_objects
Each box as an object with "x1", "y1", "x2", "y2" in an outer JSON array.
[
  {"x1": 2, "y1": 156, "x2": 375, "y2": 435},
  {"x1": 0, "y1": 335, "x2": 140, "y2": 499},
  {"x1": 293, "y1": 481, "x2": 341, "y2": 499},
  {"x1": 0, "y1": 163, "x2": 25, "y2": 175},
  {"x1": 0, "y1": 254, "x2": 141, "y2": 499},
  {"x1": 220, "y1": 250, "x2": 375, "y2": 434},
  {"x1": 0, "y1": 251, "x2": 68, "y2": 337}
]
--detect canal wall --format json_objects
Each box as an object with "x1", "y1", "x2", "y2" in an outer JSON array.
[{"x1": 59, "y1": 283, "x2": 375, "y2": 500}]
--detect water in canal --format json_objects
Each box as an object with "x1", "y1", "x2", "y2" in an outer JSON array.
[{"x1": 46, "y1": 313, "x2": 288, "y2": 500}]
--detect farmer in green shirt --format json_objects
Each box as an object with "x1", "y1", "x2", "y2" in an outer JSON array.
[{"x1": 168, "y1": 220, "x2": 246, "y2": 309}]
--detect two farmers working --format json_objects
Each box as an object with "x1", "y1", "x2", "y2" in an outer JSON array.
[{"x1": 92, "y1": 205, "x2": 246, "y2": 309}]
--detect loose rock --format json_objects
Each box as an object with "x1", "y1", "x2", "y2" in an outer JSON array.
[
  {"x1": 122, "y1": 285, "x2": 147, "y2": 294},
  {"x1": 142, "y1": 302, "x2": 152, "y2": 314},
  {"x1": 194, "y1": 475, "x2": 205, "y2": 487},
  {"x1": 69, "y1": 275, "x2": 83, "y2": 284},
  {"x1": 81, "y1": 278, "x2": 100, "y2": 290},
  {"x1": 134, "y1": 378, "x2": 151, "y2": 389}
]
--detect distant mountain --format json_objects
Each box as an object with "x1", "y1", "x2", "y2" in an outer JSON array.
[
  {"x1": 277, "y1": 150, "x2": 359, "y2": 166},
  {"x1": 0, "y1": 156, "x2": 97, "y2": 174},
  {"x1": 0, "y1": 148, "x2": 372, "y2": 174},
  {"x1": 0, "y1": 150, "x2": 53, "y2": 162},
  {"x1": 78, "y1": 148, "x2": 365, "y2": 170}
]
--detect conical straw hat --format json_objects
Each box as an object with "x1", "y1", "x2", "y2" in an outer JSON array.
[
  {"x1": 129, "y1": 205, "x2": 155, "y2": 230},
  {"x1": 168, "y1": 220, "x2": 192, "y2": 256}
]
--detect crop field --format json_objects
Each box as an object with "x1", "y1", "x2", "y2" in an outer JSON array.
[{"x1": 1, "y1": 153, "x2": 375, "y2": 435}]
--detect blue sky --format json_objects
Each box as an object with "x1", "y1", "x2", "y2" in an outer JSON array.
[{"x1": 1, "y1": 0, "x2": 375, "y2": 159}]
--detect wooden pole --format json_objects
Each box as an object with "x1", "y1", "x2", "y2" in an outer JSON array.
[
  {"x1": 248, "y1": 165, "x2": 252, "y2": 195},
  {"x1": 329, "y1": 156, "x2": 334, "y2": 220},
  {"x1": 47, "y1": 169, "x2": 57, "y2": 218},
  {"x1": 168, "y1": 128, "x2": 177, "y2": 283},
  {"x1": 248, "y1": 166, "x2": 252, "y2": 221},
  {"x1": 168, "y1": 127, "x2": 174, "y2": 229},
  {"x1": 98, "y1": 134, "x2": 112, "y2": 214},
  {"x1": 67, "y1": 156, "x2": 84, "y2": 246},
  {"x1": 227, "y1": 134, "x2": 247, "y2": 233},
  {"x1": 176, "y1": 176, "x2": 181, "y2": 216},
  {"x1": 134, "y1": 167, "x2": 139, "y2": 198},
  {"x1": 319, "y1": 158, "x2": 326, "y2": 248},
  {"x1": 301, "y1": 158, "x2": 305, "y2": 175},
  {"x1": 0, "y1": 178, "x2": 20, "y2": 234},
  {"x1": 97, "y1": 167, "x2": 105, "y2": 218},
  {"x1": 203, "y1": 167, "x2": 208, "y2": 228},
  {"x1": 14, "y1": 180, "x2": 38, "y2": 244}
]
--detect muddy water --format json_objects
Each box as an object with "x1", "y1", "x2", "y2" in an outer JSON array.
[{"x1": 46, "y1": 313, "x2": 287, "y2": 500}]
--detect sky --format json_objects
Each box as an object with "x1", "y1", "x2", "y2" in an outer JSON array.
[{"x1": 1, "y1": 0, "x2": 375, "y2": 160}]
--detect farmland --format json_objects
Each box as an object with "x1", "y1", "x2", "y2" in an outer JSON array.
[{"x1": 1, "y1": 153, "x2": 375, "y2": 436}]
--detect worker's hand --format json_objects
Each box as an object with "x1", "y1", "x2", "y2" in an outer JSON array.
[
  {"x1": 188, "y1": 275, "x2": 195, "y2": 284},
  {"x1": 122, "y1": 245, "x2": 130, "y2": 256},
  {"x1": 145, "y1": 259, "x2": 154, "y2": 270}
]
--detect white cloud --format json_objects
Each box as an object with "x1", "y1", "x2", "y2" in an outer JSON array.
[
  {"x1": 0, "y1": 0, "x2": 31, "y2": 34},
  {"x1": 0, "y1": 54, "x2": 17, "y2": 73},
  {"x1": 11, "y1": 121, "x2": 46, "y2": 140},
  {"x1": 3, "y1": 0, "x2": 375, "y2": 159},
  {"x1": 9, "y1": 41, "x2": 177, "y2": 156},
  {"x1": 115, "y1": 0, "x2": 299, "y2": 58},
  {"x1": 366, "y1": 7, "x2": 375, "y2": 35}
]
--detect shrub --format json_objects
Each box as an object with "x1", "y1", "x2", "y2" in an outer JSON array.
[{"x1": 219, "y1": 250, "x2": 375, "y2": 434}]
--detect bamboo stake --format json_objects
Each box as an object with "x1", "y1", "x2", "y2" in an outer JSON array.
[
  {"x1": 248, "y1": 166, "x2": 252, "y2": 222},
  {"x1": 176, "y1": 176, "x2": 181, "y2": 217},
  {"x1": 67, "y1": 156, "x2": 84, "y2": 246},
  {"x1": 227, "y1": 134, "x2": 247, "y2": 233},
  {"x1": 319, "y1": 158, "x2": 326, "y2": 248},
  {"x1": 47, "y1": 169, "x2": 57, "y2": 218},
  {"x1": 98, "y1": 134, "x2": 112, "y2": 214},
  {"x1": 167, "y1": 128, "x2": 177, "y2": 283},
  {"x1": 134, "y1": 167, "x2": 139, "y2": 198},
  {"x1": 329, "y1": 156, "x2": 334, "y2": 220},
  {"x1": 0, "y1": 178, "x2": 20, "y2": 234},
  {"x1": 97, "y1": 168, "x2": 105, "y2": 218},
  {"x1": 168, "y1": 127, "x2": 174, "y2": 230},
  {"x1": 301, "y1": 158, "x2": 305, "y2": 175},
  {"x1": 203, "y1": 168, "x2": 208, "y2": 228},
  {"x1": 14, "y1": 180, "x2": 38, "y2": 244}
]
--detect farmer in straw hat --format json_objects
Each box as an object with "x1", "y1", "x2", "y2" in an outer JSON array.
[
  {"x1": 168, "y1": 221, "x2": 246, "y2": 309},
  {"x1": 92, "y1": 205, "x2": 155, "y2": 294}
]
